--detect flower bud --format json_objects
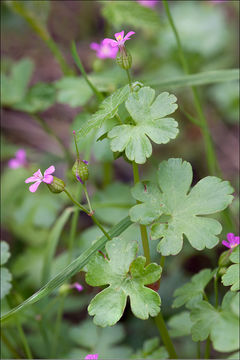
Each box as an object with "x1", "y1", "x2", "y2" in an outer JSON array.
[
  {"x1": 72, "y1": 159, "x2": 89, "y2": 184},
  {"x1": 59, "y1": 284, "x2": 70, "y2": 295},
  {"x1": 47, "y1": 176, "x2": 65, "y2": 193},
  {"x1": 218, "y1": 250, "x2": 230, "y2": 267},
  {"x1": 116, "y1": 47, "x2": 132, "y2": 70}
]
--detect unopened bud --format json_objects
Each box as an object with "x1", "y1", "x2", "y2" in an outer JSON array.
[
  {"x1": 116, "y1": 47, "x2": 132, "y2": 70},
  {"x1": 72, "y1": 159, "x2": 89, "y2": 184},
  {"x1": 59, "y1": 284, "x2": 70, "y2": 295},
  {"x1": 47, "y1": 176, "x2": 65, "y2": 193},
  {"x1": 218, "y1": 250, "x2": 230, "y2": 267}
]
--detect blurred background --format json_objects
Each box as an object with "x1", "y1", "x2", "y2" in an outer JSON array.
[{"x1": 1, "y1": 1, "x2": 239, "y2": 359}]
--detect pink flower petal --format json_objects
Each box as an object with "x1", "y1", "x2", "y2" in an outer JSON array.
[
  {"x1": 90, "y1": 42, "x2": 100, "y2": 51},
  {"x1": 25, "y1": 176, "x2": 39, "y2": 183},
  {"x1": 227, "y1": 233, "x2": 235, "y2": 242},
  {"x1": 29, "y1": 181, "x2": 42, "y2": 193},
  {"x1": 16, "y1": 149, "x2": 26, "y2": 162},
  {"x1": 8, "y1": 159, "x2": 21, "y2": 169},
  {"x1": 115, "y1": 30, "x2": 125, "y2": 40},
  {"x1": 124, "y1": 31, "x2": 135, "y2": 41},
  {"x1": 73, "y1": 282, "x2": 84, "y2": 292},
  {"x1": 43, "y1": 175, "x2": 54, "y2": 184},
  {"x1": 44, "y1": 165, "x2": 55, "y2": 176},
  {"x1": 33, "y1": 169, "x2": 43, "y2": 178},
  {"x1": 102, "y1": 38, "x2": 118, "y2": 47},
  {"x1": 222, "y1": 240, "x2": 231, "y2": 248},
  {"x1": 85, "y1": 355, "x2": 99, "y2": 360}
]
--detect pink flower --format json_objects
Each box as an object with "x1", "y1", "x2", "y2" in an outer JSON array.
[
  {"x1": 85, "y1": 355, "x2": 99, "y2": 360},
  {"x1": 8, "y1": 149, "x2": 27, "y2": 169},
  {"x1": 25, "y1": 166, "x2": 55, "y2": 193},
  {"x1": 137, "y1": 0, "x2": 158, "y2": 8},
  {"x1": 90, "y1": 41, "x2": 118, "y2": 59},
  {"x1": 71, "y1": 282, "x2": 84, "y2": 292},
  {"x1": 103, "y1": 30, "x2": 135, "y2": 48},
  {"x1": 222, "y1": 233, "x2": 240, "y2": 249}
]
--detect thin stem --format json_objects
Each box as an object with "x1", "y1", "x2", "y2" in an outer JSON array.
[
  {"x1": 32, "y1": 114, "x2": 72, "y2": 164},
  {"x1": 45, "y1": 37, "x2": 74, "y2": 76},
  {"x1": 126, "y1": 68, "x2": 132, "y2": 89},
  {"x1": 16, "y1": 319, "x2": 33, "y2": 359},
  {"x1": 64, "y1": 188, "x2": 111, "y2": 240},
  {"x1": 197, "y1": 342, "x2": 201, "y2": 359},
  {"x1": 50, "y1": 295, "x2": 65, "y2": 358},
  {"x1": 71, "y1": 41, "x2": 104, "y2": 102},
  {"x1": 214, "y1": 275, "x2": 219, "y2": 308},
  {"x1": 132, "y1": 162, "x2": 151, "y2": 265},
  {"x1": 68, "y1": 204, "x2": 79, "y2": 263},
  {"x1": 204, "y1": 337, "x2": 211, "y2": 359},
  {"x1": 162, "y1": 0, "x2": 219, "y2": 176},
  {"x1": 1, "y1": 331, "x2": 21, "y2": 359},
  {"x1": 154, "y1": 313, "x2": 178, "y2": 359},
  {"x1": 82, "y1": 184, "x2": 94, "y2": 214}
]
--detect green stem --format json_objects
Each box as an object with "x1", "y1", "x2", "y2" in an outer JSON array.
[
  {"x1": 162, "y1": 0, "x2": 219, "y2": 176},
  {"x1": 82, "y1": 184, "x2": 94, "y2": 214},
  {"x1": 68, "y1": 203, "x2": 79, "y2": 263},
  {"x1": 197, "y1": 342, "x2": 201, "y2": 359},
  {"x1": 50, "y1": 295, "x2": 65, "y2": 358},
  {"x1": 32, "y1": 114, "x2": 72, "y2": 164},
  {"x1": 126, "y1": 68, "x2": 132, "y2": 89},
  {"x1": 71, "y1": 41, "x2": 104, "y2": 102},
  {"x1": 44, "y1": 37, "x2": 74, "y2": 76},
  {"x1": 214, "y1": 275, "x2": 219, "y2": 308},
  {"x1": 64, "y1": 188, "x2": 111, "y2": 240},
  {"x1": 154, "y1": 313, "x2": 178, "y2": 359},
  {"x1": 1, "y1": 331, "x2": 21, "y2": 359},
  {"x1": 204, "y1": 337, "x2": 211, "y2": 359},
  {"x1": 103, "y1": 162, "x2": 113, "y2": 187},
  {"x1": 132, "y1": 162, "x2": 151, "y2": 265},
  {"x1": 16, "y1": 319, "x2": 32, "y2": 359}
]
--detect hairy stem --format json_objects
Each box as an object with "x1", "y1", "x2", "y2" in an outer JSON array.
[{"x1": 71, "y1": 41, "x2": 104, "y2": 102}]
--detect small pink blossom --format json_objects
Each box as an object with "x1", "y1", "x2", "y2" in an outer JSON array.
[
  {"x1": 222, "y1": 233, "x2": 240, "y2": 249},
  {"x1": 90, "y1": 41, "x2": 118, "y2": 59},
  {"x1": 8, "y1": 149, "x2": 27, "y2": 169},
  {"x1": 71, "y1": 282, "x2": 84, "y2": 292},
  {"x1": 85, "y1": 355, "x2": 99, "y2": 360},
  {"x1": 137, "y1": 0, "x2": 158, "y2": 8},
  {"x1": 103, "y1": 30, "x2": 135, "y2": 48},
  {"x1": 25, "y1": 166, "x2": 55, "y2": 192}
]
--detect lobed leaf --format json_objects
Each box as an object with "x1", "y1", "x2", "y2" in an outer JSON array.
[
  {"x1": 222, "y1": 246, "x2": 240, "y2": 291},
  {"x1": 108, "y1": 87, "x2": 178, "y2": 164},
  {"x1": 86, "y1": 237, "x2": 162, "y2": 327},
  {"x1": 130, "y1": 158, "x2": 234, "y2": 255}
]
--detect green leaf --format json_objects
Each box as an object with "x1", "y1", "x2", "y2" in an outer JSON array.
[
  {"x1": 108, "y1": 88, "x2": 178, "y2": 164},
  {"x1": 146, "y1": 69, "x2": 240, "y2": 89},
  {"x1": 130, "y1": 158, "x2": 234, "y2": 255},
  {"x1": 131, "y1": 337, "x2": 168, "y2": 359},
  {"x1": 228, "y1": 352, "x2": 240, "y2": 359},
  {"x1": 69, "y1": 319, "x2": 132, "y2": 359},
  {"x1": 55, "y1": 77, "x2": 94, "y2": 107},
  {"x1": 102, "y1": 1, "x2": 161, "y2": 30},
  {"x1": 13, "y1": 82, "x2": 56, "y2": 113},
  {"x1": 0, "y1": 216, "x2": 132, "y2": 324},
  {"x1": 77, "y1": 84, "x2": 131, "y2": 138},
  {"x1": 168, "y1": 311, "x2": 192, "y2": 337},
  {"x1": 0, "y1": 242, "x2": 10, "y2": 266},
  {"x1": 0, "y1": 268, "x2": 12, "y2": 300},
  {"x1": 172, "y1": 269, "x2": 214, "y2": 309},
  {"x1": 222, "y1": 246, "x2": 240, "y2": 291},
  {"x1": 190, "y1": 292, "x2": 240, "y2": 352},
  {"x1": 86, "y1": 237, "x2": 161, "y2": 326},
  {"x1": 1, "y1": 58, "x2": 34, "y2": 106}
]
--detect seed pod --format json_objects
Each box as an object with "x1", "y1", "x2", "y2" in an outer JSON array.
[
  {"x1": 116, "y1": 47, "x2": 132, "y2": 70},
  {"x1": 47, "y1": 176, "x2": 65, "y2": 193},
  {"x1": 72, "y1": 159, "x2": 89, "y2": 184}
]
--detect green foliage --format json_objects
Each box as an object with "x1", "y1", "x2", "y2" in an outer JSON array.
[
  {"x1": 131, "y1": 337, "x2": 168, "y2": 359},
  {"x1": 168, "y1": 311, "x2": 192, "y2": 338},
  {"x1": 1, "y1": 58, "x2": 34, "y2": 106},
  {"x1": 77, "y1": 84, "x2": 132, "y2": 138},
  {"x1": 55, "y1": 77, "x2": 94, "y2": 107},
  {"x1": 68, "y1": 320, "x2": 132, "y2": 359},
  {"x1": 86, "y1": 237, "x2": 161, "y2": 327},
  {"x1": 13, "y1": 82, "x2": 56, "y2": 113},
  {"x1": 102, "y1": 1, "x2": 161, "y2": 31},
  {"x1": 130, "y1": 158, "x2": 234, "y2": 255},
  {"x1": 108, "y1": 87, "x2": 178, "y2": 164},
  {"x1": 92, "y1": 183, "x2": 135, "y2": 226},
  {"x1": 172, "y1": 269, "x2": 214, "y2": 309},
  {"x1": 0, "y1": 241, "x2": 12, "y2": 299},
  {"x1": 0, "y1": 216, "x2": 132, "y2": 323},
  {"x1": 190, "y1": 292, "x2": 240, "y2": 352},
  {"x1": 222, "y1": 246, "x2": 240, "y2": 291}
]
